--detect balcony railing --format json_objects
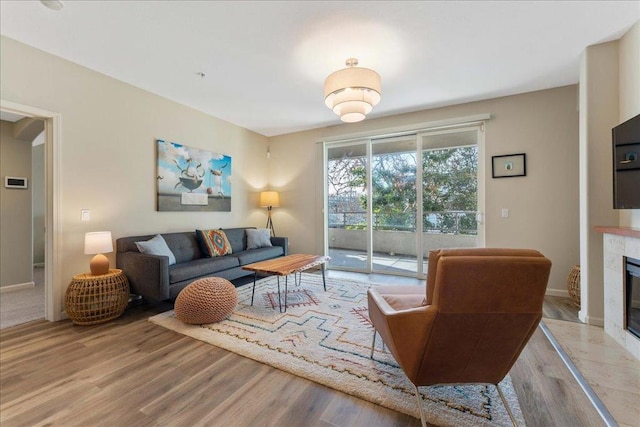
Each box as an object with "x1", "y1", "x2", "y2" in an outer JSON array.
[{"x1": 328, "y1": 210, "x2": 477, "y2": 235}]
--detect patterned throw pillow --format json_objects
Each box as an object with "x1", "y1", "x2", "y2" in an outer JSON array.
[{"x1": 196, "y1": 229, "x2": 232, "y2": 257}]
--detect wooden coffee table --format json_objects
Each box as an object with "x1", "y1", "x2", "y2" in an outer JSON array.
[{"x1": 243, "y1": 254, "x2": 330, "y2": 312}]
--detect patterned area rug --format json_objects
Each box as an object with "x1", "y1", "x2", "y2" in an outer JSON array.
[{"x1": 149, "y1": 274, "x2": 525, "y2": 426}]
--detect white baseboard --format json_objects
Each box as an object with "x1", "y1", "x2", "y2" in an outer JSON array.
[
  {"x1": 0, "y1": 282, "x2": 35, "y2": 293},
  {"x1": 578, "y1": 310, "x2": 604, "y2": 327},
  {"x1": 588, "y1": 317, "x2": 604, "y2": 327},
  {"x1": 545, "y1": 289, "x2": 570, "y2": 298}
]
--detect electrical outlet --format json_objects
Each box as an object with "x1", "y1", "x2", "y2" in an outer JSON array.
[{"x1": 501, "y1": 208, "x2": 509, "y2": 218}]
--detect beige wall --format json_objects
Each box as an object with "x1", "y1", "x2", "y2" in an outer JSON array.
[
  {"x1": 1, "y1": 36, "x2": 269, "y2": 319},
  {"x1": 32, "y1": 142, "x2": 45, "y2": 265},
  {"x1": 618, "y1": 21, "x2": 640, "y2": 228},
  {"x1": 0, "y1": 120, "x2": 33, "y2": 287},
  {"x1": 578, "y1": 21, "x2": 640, "y2": 325},
  {"x1": 579, "y1": 41, "x2": 620, "y2": 326},
  {"x1": 269, "y1": 85, "x2": 580, "y2": 296}
]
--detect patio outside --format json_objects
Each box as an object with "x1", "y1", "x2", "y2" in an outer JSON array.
[{"x1": 328, "y1": 225, "x2": 477, "y2": 276}]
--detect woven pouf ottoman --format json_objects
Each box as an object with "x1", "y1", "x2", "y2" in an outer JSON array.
[{"x1": 174, "y1": 277, "x2": 238, "y2": 324}]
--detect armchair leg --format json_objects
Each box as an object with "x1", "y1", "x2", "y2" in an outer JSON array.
[
  {"x1": 496, "y1": 383, "x2": 518, "y2": 427},
  {"x1": 370, "y1": 330, "x2": 376, "y2": 359},
  {"x1": 413, "y1": 384, "x2": 426, "y2": 427}
]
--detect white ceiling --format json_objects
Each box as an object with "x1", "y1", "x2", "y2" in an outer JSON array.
[{"x1": 1, "y1": 1, "x2": 639, "y2": 137}]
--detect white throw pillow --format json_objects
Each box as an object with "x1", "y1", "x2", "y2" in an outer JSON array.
[
  {"x1": 246, "y1": 228, "x2": 273, "y2": 250},
  {"x1": 135, "y1": 234, "x2": 176, "y2": 265}
]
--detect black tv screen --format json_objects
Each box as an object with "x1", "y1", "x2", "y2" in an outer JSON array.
[{"x1": 613, "y1": 114, "x2": 640, "y2": 209}]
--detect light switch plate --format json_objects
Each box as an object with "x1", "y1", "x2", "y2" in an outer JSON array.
[{"x1": 81, "y1": 209, "x2": 90, "y2": 221}]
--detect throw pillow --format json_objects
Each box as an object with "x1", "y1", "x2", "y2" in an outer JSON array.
[
  {"x1": 135, "y1": 234, "x2": 176, "y2": 265},
  {"x1": 196, "y1": 229, "x2": 233, "y2": 257},
  {"x1": 246, "y1": 228, "x2": 273, "y2": 250}
]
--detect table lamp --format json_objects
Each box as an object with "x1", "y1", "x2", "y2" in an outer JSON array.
[
  {"x1": 85, "y1": 231, "x2": 113, "y2": 275},
  {"x1": 259, "y1": 191, "x2": 280, "y2": 236}
]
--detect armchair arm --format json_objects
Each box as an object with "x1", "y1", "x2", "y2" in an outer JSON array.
[
  {"x1": 270, "y1": 236, "x2": 289, "y2": 256},
  {"x1": 116, "y1": 251, "x2": 170, "y2": 302},
  {"x1": 368, "y1": 288, "x2": 438, "y2": 383}
]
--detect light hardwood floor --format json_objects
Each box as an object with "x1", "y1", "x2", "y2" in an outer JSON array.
[
  {"x1": 1, "y1": 301, "x2": 605, "y2": 427},
  {"x1": 1, "y1": 277, "x2": 612, "y2": 427}
]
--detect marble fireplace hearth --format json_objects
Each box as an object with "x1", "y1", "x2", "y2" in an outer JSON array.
[{"x1": 596, "y1": 226, "x2": 640, "y2": 361}]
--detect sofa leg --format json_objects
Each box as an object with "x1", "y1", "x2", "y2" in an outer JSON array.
[{"x1": 496, "y1": 383, "x2": 518, "y2": 427}]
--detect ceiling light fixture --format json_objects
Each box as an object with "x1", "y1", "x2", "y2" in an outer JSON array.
[
  {"x1": 324, "y1": 58, "x2": 381, "y2": 123},
  {"x1": 40, "y1": 0, "x2": 64, "y2": 11}
]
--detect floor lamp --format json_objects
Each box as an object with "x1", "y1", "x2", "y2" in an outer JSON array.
[{"x1": 259, "y1": 191, "x2": 280, "y2": 236}]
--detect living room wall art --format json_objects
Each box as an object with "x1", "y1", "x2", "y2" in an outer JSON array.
[
  {"x1": 491, "y1": 153, "x2": 526, "y2": 178},
  {"x1": 156, "y1": 139, "x2": 232, "y2": 212}
]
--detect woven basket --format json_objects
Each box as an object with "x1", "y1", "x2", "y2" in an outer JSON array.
[
  {"x1": 567, "y1": 265, "x2": 581, "y2": 308},
  {"x1": 65, "y1": 269, "x2": 130, "y2": 325}
]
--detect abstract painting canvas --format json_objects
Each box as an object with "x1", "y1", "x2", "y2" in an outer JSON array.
[{"x1": 156, "y1": 139, "x2": 232, "y2": 211}]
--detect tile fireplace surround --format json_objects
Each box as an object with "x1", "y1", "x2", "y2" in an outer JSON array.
[{"x1": 596, "y1": 226, "x2": 640, "y2": 361}]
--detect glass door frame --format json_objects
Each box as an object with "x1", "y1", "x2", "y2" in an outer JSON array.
[
  {"x1": 417, "y1": 124, "x2": 486, "y2": 251},
  {"x1": 323, "y1": 139, "x2": 373, "y2": 273},
  {"x1": 369, "y1": 135, "x2": 424, "y2": 278},
  {"x1": 323, "y1": 122, "x2": 485, "y2": 279}
]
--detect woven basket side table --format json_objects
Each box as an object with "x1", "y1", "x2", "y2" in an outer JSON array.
[
  {"x1": 65, "y1": 269, "x2": 130, "y2": 325},
  {"x1": 567, "y1": 265, "x2": 581, "y2": 309}
]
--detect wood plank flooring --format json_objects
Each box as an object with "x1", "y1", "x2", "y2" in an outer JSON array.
[
  {"x1": 542, "y1": 295, "x2": 580, "y2": 323},
  {"x1": 1, "y1": 299, "x2": 604, "y2": 427}
]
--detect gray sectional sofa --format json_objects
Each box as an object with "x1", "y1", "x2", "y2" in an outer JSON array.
[{"x1": 116, "y1": 227, "x2": 288, "y2": 302}]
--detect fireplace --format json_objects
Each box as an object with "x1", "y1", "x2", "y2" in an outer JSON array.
[
  {"x1": 626, "y1": 256, "x2": 640, "y2": 340},
  {"x1": 598, "y1": 226, "x2": 640, "y2": 360}
]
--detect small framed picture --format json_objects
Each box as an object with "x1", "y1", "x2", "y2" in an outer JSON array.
[{"x1": 492, "y1": 153, "x2": 526, "y2": 178}]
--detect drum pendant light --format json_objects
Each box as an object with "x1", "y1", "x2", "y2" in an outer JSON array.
[{"x1": 324, "y1": 58, "x2": 381, "y2": 123}]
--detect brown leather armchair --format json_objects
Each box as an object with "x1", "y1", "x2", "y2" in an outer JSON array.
[{"x1": 367, "y1": 248, "x2": 552, "y2": 426}]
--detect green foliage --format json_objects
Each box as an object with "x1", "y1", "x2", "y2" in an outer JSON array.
[
  {"x1": 422, "y1": 146, "x2": 477, "y2": 212},
  {"x1": 327, "y1": 145, "x2": 478, "y2": 234}
]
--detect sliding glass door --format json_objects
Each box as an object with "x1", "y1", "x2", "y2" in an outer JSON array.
[
  {"x1": 420, "y1": 128, "x2": 480, "y2": 272},
  {"x1": 371, "y1": 136, "x2": 419, "y2": 275},
  {"x1": 326, "y1": 142, "x2": 369, "y2": 271},
  {"x1": 325, "y1": 124, "x2": 482, "y2": 278}
]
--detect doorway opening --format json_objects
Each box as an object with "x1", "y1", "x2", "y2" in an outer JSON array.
[
  {"x1": 1, "y1": 99, "x2": 61, "y2": 324},
  {"x1": 0, "y1": 114, "x2": 45, "y2": 328}
]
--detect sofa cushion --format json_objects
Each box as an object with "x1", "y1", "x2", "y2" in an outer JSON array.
[
  {"x1": 135, "y1": 234, "x2": 176, "y2": 265},
  {"x1": 222, "y1": 228, "x2": 250, "y2": 253},
  {"x1": 246, "y1": 228, "x2": 273, "y2": 250},
  {"x1": 233, "y1": 246, "x2": 284, "y2": 265},
  {"x1": 196, "y1": 229, "x2": 233, "y2": 257},
  {"x1": 168, "y1": 256, "x2": 240, "y2": 284},
  {"x1": 162, "y1": 232, "x2": 203, "y2": 263}
]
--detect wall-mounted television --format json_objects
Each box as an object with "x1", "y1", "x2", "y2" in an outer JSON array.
[{"x1": 613, "y1": 113, "x2": 640, "y2": 209}]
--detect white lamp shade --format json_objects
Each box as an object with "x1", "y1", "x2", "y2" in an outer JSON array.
[
  {"x1": 324, "y1": 59, "x2": 381, "y2": 123},
  {"x1": 333, "y1": 100, "x2": 371, "y2": 123},
  {"x1": 259, "y1": 191, "x2": 280, "y2": 208},
  {"x1": 84, "y1": 231, "x2": 113, "y2": 255},
  {"x1": 324, "y1": 67, "x2": 381, "y2": 107}
]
